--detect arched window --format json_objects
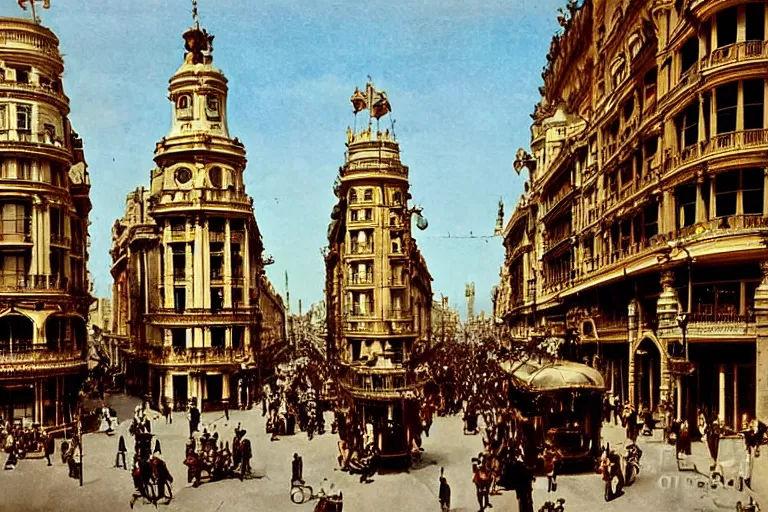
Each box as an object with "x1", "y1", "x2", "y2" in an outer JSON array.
[
  {"x1": 364, "y1": 188, "x2": 373, "y2": 202},
  {"x1": 209, "y1": 166, "x2": 222, "y2": 188},
  {"x1": 176, "y1": 95, "x2": 192, "y2": 120}
]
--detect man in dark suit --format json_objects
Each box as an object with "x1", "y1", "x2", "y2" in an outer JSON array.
[
  {"x1": 439, "y1": 467, "x2": 451, "y2": 512},
  {"x1": 189, "y1": 402, "x2": 200, "y2": 437},
  {"x1": 291, "y1": 453, "x2": 304, "y2": 485}
]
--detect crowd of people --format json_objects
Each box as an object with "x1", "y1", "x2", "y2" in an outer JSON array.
[
  {"x1": 2, "y1": 421, "x2": 56, "y2": 469},
  {"x1": 182, "y1": 422, "x2": 252, "y2": 485}
]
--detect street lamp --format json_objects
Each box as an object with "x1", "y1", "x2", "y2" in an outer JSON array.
[{"x1": 667, "y1": 240, "x2": 693, "y2": 360}]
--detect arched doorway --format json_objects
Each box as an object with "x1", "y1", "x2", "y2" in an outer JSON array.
[
  {"x1": 634, "y1": 337, "x2": 662, "y2": 411},
  {"x1": 0, "y1": 313, "x2": 34, "y2": 352}
]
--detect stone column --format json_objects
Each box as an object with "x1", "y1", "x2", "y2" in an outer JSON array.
[
  {"x1": 628, "y1": 299, "x2": 638, "y2": 407},
  {"x1": 222, "y1": 374, "x2": 230, "y2": 402},
  {"x1": 30, "y1": 201, "x2": 42, "y2": 275},
  {"x1": 754, "y1": 260, "x2": 768, "y2": 421},
  {"x1": 718, "y1": 364, "x2": 726, "y2": 423},
  {"x1": 655, "y1": 270, "x2": 676, "y2": 403},
  {"x1": 202, "y1": 219, "x2": 211, "y2": 309},
  {"x1": 164, "y1": 372, "x2": 173, "y2": 405},
  {"x1": 661, "y1": 189, "x2": 674, "y2": 234},
  {"x1": 696, "y1": 174, "x2": 706, "y2": 223},
  {"x1": 736, "y1": 81, "x2": 744, "y2": 132},
  {"x1": 163, "y1": 221, "x2": 173, "y2": 309},
  {"x1": 676, "y1": 376, "x2": 683, "y2": 420},
  {"x1": 42, "y1": 204, "x2": 51, "y2": 275},
  {"x1": 763, "y1": 169, "x2": 768, "y2": 217},
  {"x1": 733, "y1": 364, "x2": 739, "y2": 429},
  {"x1": 224, "y1": 219, "x2": 232, "y2": 308},
  {"x1": 193, "y1": 217, "x2": 204, "y2": 308}
]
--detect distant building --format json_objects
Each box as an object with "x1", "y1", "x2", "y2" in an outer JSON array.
[
  {"x1": 431, "y1": 297, "x2": 461, "y2": 343},
  {"x1": 325, "y1": 80, "x2": 432, "y2": 461},
  {"x1": 0, "y1": 17, "x2": 93, "y2": 429},
  {"x1": 109, "y1": 13, "x2": 285, "y2": 411},
  {"x1": 88, "y1": 297, "x2": 112, "y2": 333},
  {"x1": 496, "y1": 0, "x2": 768, "y2": 426}
]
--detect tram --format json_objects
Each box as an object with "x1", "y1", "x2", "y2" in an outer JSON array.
[{"x1": 503, "y1": 358, "x2": 606, "y2": 464}]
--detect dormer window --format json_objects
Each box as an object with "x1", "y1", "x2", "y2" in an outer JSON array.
[
  {"x1": 206, "y1": 95, "x2": 221, "y2": 120},
  {"x1": 176, "y1": 95, "x2": 192, "y2": 120}
]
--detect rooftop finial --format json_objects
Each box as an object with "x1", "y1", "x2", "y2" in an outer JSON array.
[
  {"x1": 192, "y1": 0, "x2": 200, "y2": 29},
  {"x1": 17, "y1": 0, "x2": 51, "y2": 25}
]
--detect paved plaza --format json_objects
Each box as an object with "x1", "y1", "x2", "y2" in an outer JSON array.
[{"x1": 1, "y1": 395, "x2": 766, "y2": 512}]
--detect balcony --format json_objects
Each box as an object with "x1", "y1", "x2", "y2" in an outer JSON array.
[
  {"x1": 337, "y1": 364, "x2": 419, "y2": 399},
  {"x1": 0, "y1": 346, "x2": 84, "y2": 376},
  {"x1": 341, "y1": 157, "x2": 409, "y2": 179},
  {"x1": 701, "y1": 41, "x2": 768, "y2": 73},
  {"x1": 389, "y1": 276, "x2": 406, "y2": 287},
  {"x1": 169, "y1": 229, "x2": 190, "y2": 242},
  {"x1": 388, "y1": 309, "x2": 412, "y2": 320},
  {"x1": 0, "y1": 273, "x2": 69, "y2": 293},
  {"x1": 152, "y1": 189, "x2": 253, "y2": 215},
  {"x1": 349, "y1": 214, "x2": 374, "y2": 225},
  {"x1": 0, "y1": 81, "x2": 69, "y2": 107},
  {"x1": 687, "y1": 313, "x2": 755, "y2": 337},
  {"x1": 0, "y1": 230, "x2": 31, "y2": 245},
  {"x1": 349, "y1": 273, "x2": 373, "y2": 286},
  {"x1": 663, "y1": 65, "x2": 700, "y2": 111},
  {"x1": 346, "y1": 307, "x2": 376, "y2": 319},
  {"x1": 349, "y1": 243, "x2": 374, "y2": 255},
  {"x1": 50, "y1": 232, "x2": 71, "y2": 248},
  {"x1": 148, "y1": 307, "x2": 257, "y2": 326},
  {"x1": 146, "y1": 346, "x2": 247, "y2": 366}
]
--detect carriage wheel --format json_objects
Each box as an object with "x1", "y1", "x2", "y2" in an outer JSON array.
[
  {"x1": 163, "y1": 481, "x2": 173, "y2": 501},
  {"x1": 143, "y1": 475, "x2": 159, "y2": 504},
  {"x1": 291, "y1": 485, "x2": 311, "y2": 504}
]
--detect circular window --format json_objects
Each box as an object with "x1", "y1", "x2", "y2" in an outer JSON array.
[{"x1": 175, "y1": 168, "x2": 192, "y2": 185}]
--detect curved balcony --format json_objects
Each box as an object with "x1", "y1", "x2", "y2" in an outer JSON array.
[
  {"x1": 701, "y1": 41, "x2": 768, "y2": 76},
  {"x1": 340, "y1": 158, "x2": 409, "y2": 180},
  {"x1": 0, "y1": 134, "x2": 71, "y2": 163},
  {"x1": 0, "y1": 347, "x2": 84, "y2": 377},
  {"x1": 0, "y1": 81, "x2": 69, "y2": 110},
  {"x1": 664, "y1": 129, "x2": 768, "y2": 175},
  {"x1": 659, "y1": 66, "x2": 701, "y2": 114},
  {"x1": 147, "y1": 307, "x2": 257, "y2": 327},
  {"x1": 347, "y1": 273, "x2": 374, "y2": 288},
  {"x1": 337, "y1": 364, "x2": 421, "y2": 400},
  {"x1": 687, "y1": 312, "x2": 756, "y2": 338},
  {"x1": 150, "y1": 189, "x2": 254, "y2": 216},
  {"x1": 144, "y1": 346, "x2": 248, "y2": 367},
  {"x1": 0, "y1": 230, "x2": 31, "y2": 246}
]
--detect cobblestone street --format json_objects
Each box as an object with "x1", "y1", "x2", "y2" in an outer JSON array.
[{"x1": 0, "y1": 395, "x2": 765, "y2": 512}]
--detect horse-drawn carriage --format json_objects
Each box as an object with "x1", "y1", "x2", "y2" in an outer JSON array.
[
  {"x1": 129, "y1": 432, "x2": 173, "y2": 508},
  {"x1": 183, "y1": 432, "x2": 252, "y2": 486},
  {"x1": 290, "y1": 481, "x2": 343, "y2": 512}
]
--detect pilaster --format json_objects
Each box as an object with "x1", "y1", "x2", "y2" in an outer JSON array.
[
  {"x1": 193, "y1": 217, "x2": 204, "y2": 308},
  {"x1": 754, "y1": 260, "x2": 768, "y2": 421},
  {"x1": 224, "y1": 219, "x2": 232, "y2": 307}
]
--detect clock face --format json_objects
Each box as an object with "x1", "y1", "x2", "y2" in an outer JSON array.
[{"x1": 175, "y1": 168, "x2": 192, "y2": 185}]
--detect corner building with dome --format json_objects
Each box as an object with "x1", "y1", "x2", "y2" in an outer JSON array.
[{"x1": 109, "y1": 15, "x2": 285, "y2": 411}]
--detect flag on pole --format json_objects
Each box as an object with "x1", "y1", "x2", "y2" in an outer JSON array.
[{"x1": 17, "y1": 0, "x2": 26, "y2": 10}]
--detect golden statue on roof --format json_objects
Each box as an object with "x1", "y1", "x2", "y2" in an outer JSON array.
[{"x1": 350, "y1": 79, "x2": 392, "y2": 119}]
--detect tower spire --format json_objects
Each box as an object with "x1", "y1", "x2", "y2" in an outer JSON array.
[{"x1": 192, "y1": 0, "x2": 200, "y2": 29}]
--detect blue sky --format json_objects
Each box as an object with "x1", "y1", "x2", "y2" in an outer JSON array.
[{"x1": 1, "y1": 0, "x2": 562, "y2": 318}]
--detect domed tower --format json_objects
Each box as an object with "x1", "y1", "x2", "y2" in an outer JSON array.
[
  {"x1": 110, "y1": 6, "x2": 285, "y2": 412},
  {"x1": 325, "y1": 80, "x2": 433, "y2": 464},
  {"x1": 0, "y1": 15, "x2": 92, "y2": 428}
]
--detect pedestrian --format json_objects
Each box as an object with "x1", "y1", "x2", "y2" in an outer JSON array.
[
  {"x1": 439, "y1": 467, "x2": 451, "y2": 512},
  {"x1": 239, "y1": 434, "x2": 251, "y2": 481},
  {"x1": 4, "y1": 431, "x2": 16, "y2": 470},
  {"x1": 43, "y1": 432, "x2": 54, "y2": 466},
  {"x1": 224, "y1": 403, "x2": 230, "y2": 423},
  {"x1": 189, "y1": 402, "x2": 200, "y2": 437},
  {"x1": 116, "y1": 435, "x2": 128, "y2": 469},
  {"x1": 154, "y1": 439, "x2": 162, "y2": 456},
  {"x1": 292, "y1": 453, "x2": 304, "y2": 485}
]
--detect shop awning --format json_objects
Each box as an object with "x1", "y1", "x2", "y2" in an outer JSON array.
[{"x1": 501, "y1": 358, "x2": 606, "y2": 392}]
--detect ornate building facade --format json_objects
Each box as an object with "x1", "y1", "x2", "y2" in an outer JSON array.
[
  {"x1": 325, "y1": 80, "x2": 432, "y2": 461},
  {"x1": 496, "y1": 0, "x2": 768, "y2": 428},
  {"x1": 110, "y1": 14, "x2": 285, "y2": 412},
  {"x1": 0, "y1": 17, "x2": 92, "y2": 428}
]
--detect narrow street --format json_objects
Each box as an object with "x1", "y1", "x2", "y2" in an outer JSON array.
[{"x1": 1, "y1": 394, "x2": 764, "y2": 512}]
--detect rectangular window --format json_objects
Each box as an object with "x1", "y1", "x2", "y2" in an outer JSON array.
[
  {"x1": 716, "y1": 83, "x2": 738, "y2": 134},
  {"x1": 682, "y1": 102, "x2": 698, "y2": 147},
  {"x1": 364, "y1": 208, "x2": 372, "y2": 220},
  {"x1": 350, "y1": 210, "x2": 358, "y2": 221},
  {"x1": 205, "y1": 95, "x2": 220, "y2": 120},
  {"x1": 0, "y1": 105, "x2": 6, "y2": 130},
  {"x1": 171, "y1": 328, "x2": 186, "y2": 348},
  {"x1": 644, "y1": 202, "x2": 658, "y2": 239},
  {"x1": 174, "y1": 287, "x2": 186, "y2": 313},
  {"x1": 744, "y1": 79, "x2": 764, "y2": 130},
  {"x1": 680, "y1": 37, "x2": 699, "y2": 74},
  {"x1": 715, "y1": 171, "x2": 738, "y2": 217},
  {"x1": 742, "y1": 168, "x2": 764, "y2": 215},
  {"x1": 746, "y1": 4, "x2": 765, "y2": 41},
  {"x1": 676, "y1": 184, "x2": 697, "y2": 228},
  {"x1": 16, "y1": 104, "x2": 31, "y2": 131},
  {"x1": 716, "y1": 7, "x2": 737, "y2": 47}
]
